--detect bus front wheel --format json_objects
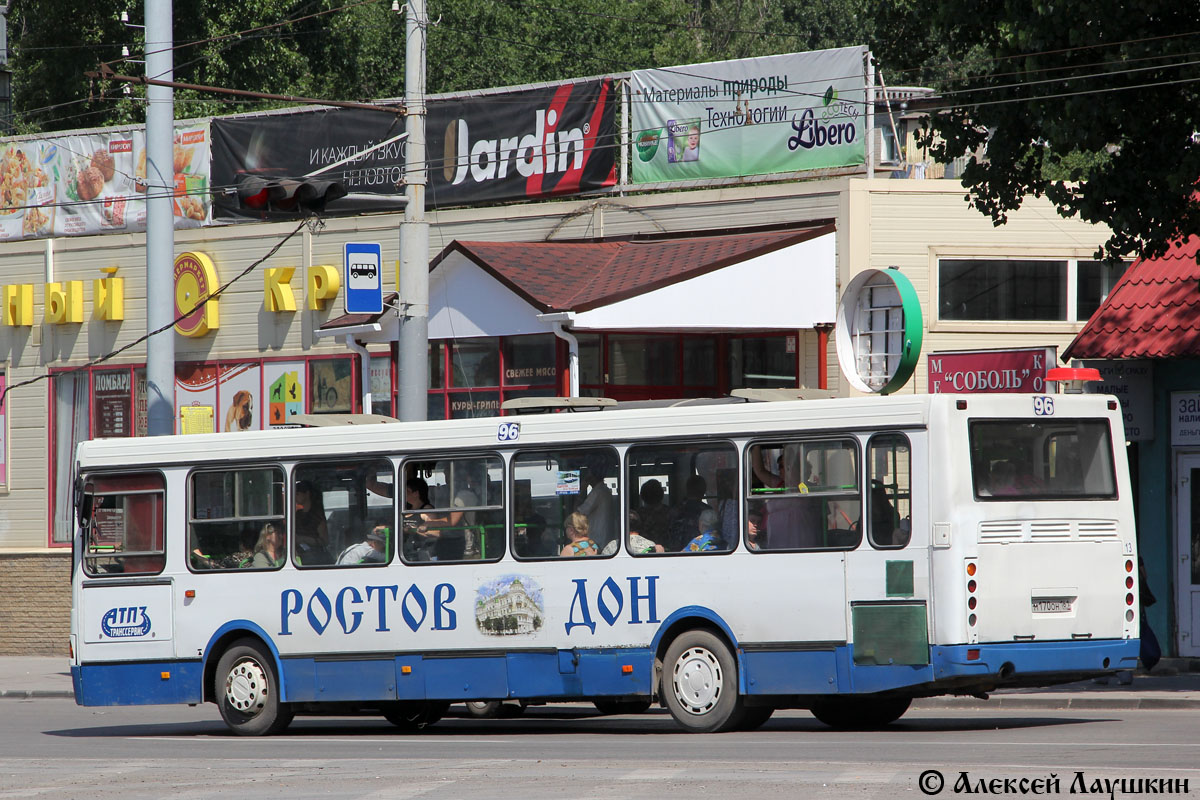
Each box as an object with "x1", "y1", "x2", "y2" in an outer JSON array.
[
  {"x1": 215, "y1": 639, "x2": 294, "y2": 736},
  {"x1": 662, "y1": 630, "x2": 743, "y2": 733}
]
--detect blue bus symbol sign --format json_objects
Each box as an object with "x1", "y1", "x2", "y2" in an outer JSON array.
[{"x1": 345, "y1": 242, "x2": 383, "y2": 314}]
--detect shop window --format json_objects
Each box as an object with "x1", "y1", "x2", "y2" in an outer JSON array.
[
  {"x1": 609, "y1": 334, "x2": 675, "y2": 385},
  {"x1": 747, "y1": 438, "x2": 861, "y2": 550},
  {"x1": 294, "y1": 460, "x2": 395, "y2": 568},
  {"x1": 52, "y1": 372, "x2": 90, "y2": 544},
  {"x1": 869, "y1": 434, "x2": 911, "y2": 549},
  {"x1": 428, "y1": 341, "x2": 445, "y2": 389},
  {"x1": 939, "y1": 259, "x2": 1067, "y2": 321},
  {"x1": 683, "y1": 338, "x2": 716, "y2": 387},
  {"x1": 1077, "y1": 260, "x2": 1129, "y2": 320},
  {"x1": 189, "y1": 467, "x2": 286, "y2": 571},
  {"x1": 310, "y1": 358, "x2": 353, "y2": 414},
  {"x1": 402, "y1": 456, "x2": 504, "y2": 563},
  {"x1": 452, "y1": 338, "x2": 500, "y2": 388},
  {"x1": 369, "y1": 355, "x2": 393, "y2": 417},
  {"x1": 502, "y1": 334, "x2": 557, "y2": 386},
  {"x1": 82, "y1": 472, "x2": 166, "y2": 576},
  {"x1": 578, "y1": 333, "x2": 602, "y2": 386},
  {"x1": 92, "y1": 368, "x2": 135, "y2": 438},
  {"x1": 448, "y1": 391, "x2": 501, "y2": 419},
  {"x1": 627, "y1": 441, "x2": 738, "y2": 554},
  {"x1": 728, "y1": 336, "x2": 796, "y2": 389},
  {"x1": 512, "y1": 448, "x2": 619, "y2": 558}
]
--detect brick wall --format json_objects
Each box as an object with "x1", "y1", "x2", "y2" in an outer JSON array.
[{"x1": 0, "y1": 552, "x2": 71, "y2": 655}]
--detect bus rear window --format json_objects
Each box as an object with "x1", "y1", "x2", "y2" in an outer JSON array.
[
  {"x1": 82, "y1": 472, "x2": 166, "y2": 576},
  {"x1": 970, "y1": 420, "x2": 1116, "y2": 500}
]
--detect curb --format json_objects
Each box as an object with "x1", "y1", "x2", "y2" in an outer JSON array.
[
  {"x1": 0, "y1": 689, "x2": 74, "y2": 699},
  {"x1": 913, "y1": 696, "x2": 1200, "y2": 711}
]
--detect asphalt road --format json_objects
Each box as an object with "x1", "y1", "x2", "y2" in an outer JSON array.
[{"x1": 2, "y1": 700, "x2": 1199, "y2": 799}]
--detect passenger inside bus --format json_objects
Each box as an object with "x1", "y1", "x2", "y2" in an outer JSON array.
[
  {"x1": 337, "y1": 525, "x2": 389, "y2": 565},
  {"x1": 665, "y1": 474, "x2": 711, "y2": 551},
  {"x1": 637, "y1": 479, "x2": 670, "y2": 544},
  {"x1": 402, "y1": 476, "x2": 440, "y2": 561},
  {"x1": 601, "y1": 509, "x2": 664, "y2": 555},
  {"x1": 576, "y1": 462, "x2": 614, "y2": 549},
  {"x1": 561, "y1": 511, "x2": 598, "y2": 557},
  {"x1": 294, "y1": 481, "x2": 332, "y2": 564},
  {"x1": 746, "y1": 509, "x2": 764, "y2": 550},
  {"x1": 251, "y1": 522, "x2": 286, "y2": 568},
  {"x1": 750, "y1": 445, "x2": 822, "y2": 549},
  {"x1": 684, "y1": 508, "x2": 723, "y2": 552}
]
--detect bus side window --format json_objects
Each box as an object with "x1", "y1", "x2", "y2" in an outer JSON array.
[
  {"x1": 511, "y1": 448, "x2": 619, "y2": 558},
  {"x1": 296, "y1": 459, "x2": 396, "y2": 568},
  {"x1": 868, "y1": 434, "x2": 911, "y2": 549},
  {"x1": 189, "y1": 467, "x2": 286, "y2": 571},
  {"x1": 746, "y1": 439, "x2": 860, "y2": 551},
  {"x1": 402, "y1": 456, "x2": 504, "y2": 563}
]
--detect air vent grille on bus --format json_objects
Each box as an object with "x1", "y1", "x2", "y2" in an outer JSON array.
[
  {"x1": 1030, "y1": 521, "x2": 1072, "y2": 541},
  {"x1": 1077, "y1": 520, "x2": 1120, "y2": 539},
  {"x1": 979, "y1": 521, "x2": 1022, "y2": 542}
]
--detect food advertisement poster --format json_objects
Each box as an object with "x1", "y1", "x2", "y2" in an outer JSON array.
[
  {"x1": 630, "y1": 47, "x2": 867, "y2": 184},
  {"x1": 0, "y1": 123, "x2": 210, "y2": 241}
]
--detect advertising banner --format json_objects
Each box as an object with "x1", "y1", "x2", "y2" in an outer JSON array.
[
  {"x1": 927, "y1": 348, "x2": 1056, "y2": 394},
  {"x1": 210, "y1": 78, "x2": 616, "y2": 215},
  {"x1": 630, "y1": 47, "x2": 867, "y2": 184},
  {"x1": 0, "y1": 123, "x2": 210, "y2": 241},
  {"x1": 427, "y1": 78, "x2": 616, "y2": 206}
]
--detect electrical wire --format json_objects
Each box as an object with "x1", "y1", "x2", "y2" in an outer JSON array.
[{"x1": 0, "y1": 217, "x2": 314, "y2": 406}]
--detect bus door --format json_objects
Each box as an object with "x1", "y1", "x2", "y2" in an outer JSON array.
[
  {"x1": 76, "y1": 473, "x2": 176, "y2": 663},
  {"x1": 842, "y1": 433, "x2": 931, "y2": 687}
]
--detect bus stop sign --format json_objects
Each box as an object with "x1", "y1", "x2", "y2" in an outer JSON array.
[{"x1": 344, "y1": 242, "x2": 383, "y2": 314}]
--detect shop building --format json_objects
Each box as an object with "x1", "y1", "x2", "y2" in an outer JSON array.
[{"x1": 1064, "y1": 236, "x2": 1200, "y2": 657}]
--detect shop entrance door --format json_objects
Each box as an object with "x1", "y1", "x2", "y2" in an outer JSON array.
[{"x1": 1175, "y1": 453, "x2": 1200, "y2": 657}]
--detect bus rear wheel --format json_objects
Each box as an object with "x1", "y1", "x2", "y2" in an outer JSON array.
[
  {"x1": 810, "y1": 696, "x2": 911, "y2": 729},
  {"x1": 215, "y1": 639, "x2": 293, "y2": 736},
  {"x1": 662, "y1": 630, "x2": 743, "y2": 733}
]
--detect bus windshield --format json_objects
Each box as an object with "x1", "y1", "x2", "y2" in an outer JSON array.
[{"x1": 970, "y1": 419, "x2": 1116, "y2": 500}]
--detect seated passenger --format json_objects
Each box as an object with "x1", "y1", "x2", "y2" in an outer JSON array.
[
  {"x1": 665, "y1": 474, "x2": 712, "y2": 550},
  {"x1": 746, "y1": 509, "x2": 765, "y2": 550},
  {"x1": 684, "y1": 508, "x2": 723, "y2": 552},
  {"x1": 337, "y1": 525, "x2": 389, "y2": 565},
  {"x1": 251, "y1": 522, "x2": 286, "y2": 568},
  {"x1": 560, "y1": 511, "x2": 598, "y2": 557},
  {"x1": 601, "y1": 510, "x2": 665, "y2": 555},
  {"x1": 637, "y1": 479, "x2": 670, "y2": 543}
]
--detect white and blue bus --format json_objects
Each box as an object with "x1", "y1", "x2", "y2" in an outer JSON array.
[{"x1": 70, "y1": 393, "x2": 1140, "y2": 735}]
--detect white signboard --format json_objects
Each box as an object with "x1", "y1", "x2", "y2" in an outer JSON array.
[
  {"x1": 1082, "y1": 360, "x2": 1153, "y2": 442},
  {"x1": 1171, "y1": 392, "x2": 1200, "y2": 447}
]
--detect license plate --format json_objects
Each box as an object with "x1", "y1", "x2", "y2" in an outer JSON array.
[{"x1": 1032, "y1": 598, "x2": 1073, "y2": 613}]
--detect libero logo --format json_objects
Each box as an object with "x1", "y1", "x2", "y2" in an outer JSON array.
[
  {"x1": 101, "y1": 605, "x2": 152, "y2": 639},
  {"x1": 442, "y1": 107, "x2": 591, "y2": 186}
]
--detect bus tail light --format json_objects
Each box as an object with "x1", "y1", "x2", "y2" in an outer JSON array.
[{"x1": 966, "y1": 559, "x2": 979, "y2": 643}]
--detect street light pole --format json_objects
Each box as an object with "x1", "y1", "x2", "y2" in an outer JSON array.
[
  {"x1": 397, "y1": 0, "x2": 429, "y2": 422},
  {"x1": 144, "y1": 0, "x2": 175, "y2": 436}
]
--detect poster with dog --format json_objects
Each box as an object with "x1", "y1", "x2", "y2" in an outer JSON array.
[{"x1": 218, "y1": 363, "x2": 261, "y2": 432}]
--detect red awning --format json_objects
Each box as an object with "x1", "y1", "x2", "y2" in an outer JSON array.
[{"x1": 1064, "y1": 236, "x2": 1200, "y2": 360}]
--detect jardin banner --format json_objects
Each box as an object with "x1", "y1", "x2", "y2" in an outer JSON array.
[
  {"x1": 211, "y1": 78, "x2": 616, "y2": 216},
  {"x1": 630, "y1": 47, "x2": 868, "y2": 184}
]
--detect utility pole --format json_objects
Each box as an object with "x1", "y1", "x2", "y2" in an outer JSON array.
[
  {"x1": 397, "y1": 0, "x2": 429, "y2": 421},
  {"x1": 144, "y1": 0, "x2": 175, "y2": 435}
]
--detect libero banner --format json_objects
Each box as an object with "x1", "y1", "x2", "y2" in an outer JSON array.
[
  {"x1": 211, "y1": 78, "x2": 616, "y2": 216},
  {"x1": 0, "y1": 123, "x2": 211, "y2": 241},
  {"x1": 630, "y1": 47, "x2": 868, "y2": 184}
]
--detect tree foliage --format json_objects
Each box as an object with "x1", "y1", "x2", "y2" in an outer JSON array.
[{"x1": 872, "y1": 0, "x2": 1200, "y2": 261}]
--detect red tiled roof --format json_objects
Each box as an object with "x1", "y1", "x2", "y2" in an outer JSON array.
[
  {"x1": 431, "y1": 225, "x2": 834, "y2": 312},
  {"x1": 1064, "y1": 236, "x2": 1200, "y2": 360},
  {"x1": 321, "y1": 292, "x2": 399, "y2": 329}
]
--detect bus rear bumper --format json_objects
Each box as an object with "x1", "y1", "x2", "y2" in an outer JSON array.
[{"x1": 930, "y1": 639, "x2": 1141, "y2": 689}]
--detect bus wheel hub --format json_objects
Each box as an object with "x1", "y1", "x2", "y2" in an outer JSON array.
[
  {"x1": 673, "y1": 646, "x2": 722, "y2": 714},
  {"x1": 226, "y1": 659, "x2": 268, "y2": 715}
]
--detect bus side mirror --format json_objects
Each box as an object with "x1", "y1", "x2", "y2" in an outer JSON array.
[{"x1": 76, "y1": 478, "x2": 94, "y2": 530}]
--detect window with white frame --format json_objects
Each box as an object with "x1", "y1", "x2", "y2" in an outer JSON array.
[{"x1": 938, "y1": 258, "x2": 1128, "y2": 322}]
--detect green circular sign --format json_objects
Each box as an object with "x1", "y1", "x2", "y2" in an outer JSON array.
[{"x1": 835, "y1": 268, "x2": 923, "y2": 395}]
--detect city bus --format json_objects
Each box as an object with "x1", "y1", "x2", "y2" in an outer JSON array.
[{"x1": 69, "y1": 392, "x2": 1140, "y2": 735}]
